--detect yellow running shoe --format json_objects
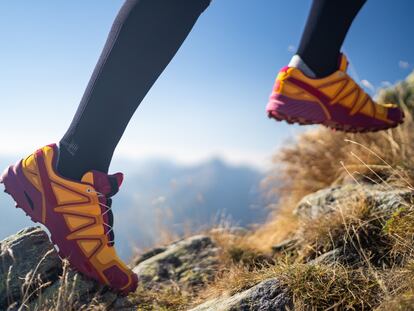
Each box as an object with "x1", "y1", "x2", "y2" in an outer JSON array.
[
  {"x1": 0, "y1": 144, "x2": 138, "y2": 294},
  {"x1": 266, "y1": 54, "x2": 404, "y2": 132}
]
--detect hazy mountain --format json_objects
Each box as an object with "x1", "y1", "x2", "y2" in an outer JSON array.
[{"x1": 0, "y1": 156, "x2": 267, "y2": 259}]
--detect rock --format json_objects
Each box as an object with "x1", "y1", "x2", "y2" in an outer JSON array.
[
  {"x1": 0, "y1": 227, "x2": 61, "y2": 310},
  {"x1": 308, "y1": 248, "x2": 342, "y2": 265},
  {"x1": 189, "y1": 278, "x2": 292, "y2": 311},
  {"x1": 0, "y1": 227, "x2": 222, "y2": 310},
  {"x1": 28, "y1": 267, "x2": 118, "y2": 310},
  {"x1": 0, "y1": 227, "x2": 124, "y2": 310},
  {"x1": 133, "y1": 235, "x2": 219, "y2": 289},
  {"x1": 272, "y1": 239, "x2": 298, "y2": 255},
  {"x1": 110, "y1": 296, "x2": 138, "y2": 311},
  {"x1": 0, "y1": 228, "x2": 223, "y2": 310},
  {"x1": 133, "y1": 247, "x2": 167, "y2": 266},
  {"x1": 6, "y1": 302, "x2": 19, "y2": 311},
  {"x1": 210, "y1": 227, "x2": 249, "y2": 237},
  {"x1": 295, "y1": 184, "x2": 413, "y2": 219}
]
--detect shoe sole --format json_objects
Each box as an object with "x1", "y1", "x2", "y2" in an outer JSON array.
[
  {"x1": 0, "y1": 161, "x2": 138, "y2": 295},
  {"x1": 267, "y1": 94, "x2": 404, "y2": 133}
]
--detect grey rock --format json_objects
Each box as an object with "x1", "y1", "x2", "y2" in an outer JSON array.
[
  {"x1": 307, "y1": 248, "x2": 360, "y2": 267},
  {"x1": 28, "y1": 268, "x2": 118, "y2": 310},
  {"x1": 272, "y1": 238, "x2": 298, "y2": 254},
  {"x1": 0, "y1": 227, "x2": 61, "y2": 309},
  {"x1": 0, "y1": 228, "x2": 221, "y2": 310},
  {"x1": 189, "y1": 278, "x2": 292, "y2": 311},
  {"x1": 110, "y1": 296, "x2": 137, "y2": 311},
  {"x1": 6, "y1": 302, "x2": 19, "y2": 311},
  {"x1": 0, "y1": 227, "x2": 123, "y2": 310},
  {"x1": 210, "y1": 227, "x2": 249, "y2": 236},
  {"x1": 295, "y1": 183, "x2": 413, "y2": 219},
  {"x1": 133, "y1": 247, "x2": 167, "y2": 265},
  {"x1": 133, "y1": 235, "x2": 219, "y2": 289},
  {"x1": 308, "y1": 248, "x2": 342, "y2": 265}
]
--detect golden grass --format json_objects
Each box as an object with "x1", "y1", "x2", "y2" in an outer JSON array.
[
  {"x1": 11, "y1": 72, "x2": 414, "y2": 310},
  {"x1": 384, "y1": 206, "x2": 414, "y2": 258},
  {"x1": 198, "y1": 71, "x2": 414, "y2": 309},
  {"x1": 133, "y1": 284, "x2": 191, "y2": 311},
  {"x1": 247, "y1": 105, "x2": 414, "y2": 251},
  {"x1": 281, "y1": 263, "x2": 383, "y2": 310},
  {"x1": 201, "y1": 191, "x2": 413, "y2": 309},
  {"x1": 29, "y1": 260, "x2": 107, "y2": 311}
]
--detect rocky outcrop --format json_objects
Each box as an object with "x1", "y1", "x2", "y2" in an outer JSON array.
[
  {"x1": 295, "y1": 183, "x2": 412, "y2": 219},
  {"x1": 0, "y1": 227, "x2": 119, "y2": 310},
  {"x1": 27, "y1": 267, "x2": 119, "y2": 311},
  {"x1": 0, "y1": 227, "x2": 61, "y2": 310},
  {"x1": 0, "y1": 228, "x2": 221, "y2": 310},
  {"x1": 133, "y1": 235, "x2": 219, "y2": 289},
  {"x1": 189, "y1": 279, "x2": 292, "y2": 311},
  {"x1": 1, "y1": 182, "x2": 410, "y2": 310}
]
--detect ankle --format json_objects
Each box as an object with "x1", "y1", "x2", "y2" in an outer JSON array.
[
  {"x1": 290, "y1": 54, "x2": 338, "y2": 78},
  {"x1": 56, "y1": 143, "x2": 84, "y2": 181},
  {"x1": 288, "y1": 54, "x2": 317, "y2": 78}
]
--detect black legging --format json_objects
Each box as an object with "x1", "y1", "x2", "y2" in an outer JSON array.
[
  {"x1": 298, "y1": 0, "x2": 367, "y2": 77},
  {"x1": 58, "y1": 0, "x2": 366, "y2": 180},
  {"x1": 58, "y1": 0, "x2": 211, "y2": 179}
]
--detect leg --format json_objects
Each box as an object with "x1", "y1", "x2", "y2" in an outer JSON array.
[
  {"x1": 267, "y1": 0, "x2": 404, "y2": 132},
  {"x1": 1, "y1": 0, "x2": 210, "y2": 294},
  {"x1": 59, "y1": 0, "x2": 210, "y2": 180},
  {"x1": 295, "y1": 0, "x2": 366, "y2": 78}
]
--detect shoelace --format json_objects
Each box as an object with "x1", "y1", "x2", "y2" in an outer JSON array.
[{"x1": 88, "y1": 189, "x2": 115, "y2": 246}]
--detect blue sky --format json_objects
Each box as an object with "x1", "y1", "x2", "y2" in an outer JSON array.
[{"x1": 0, "y1": 0, "x2": 413, "y2": 170}]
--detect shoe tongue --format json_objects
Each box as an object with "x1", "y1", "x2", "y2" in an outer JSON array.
[
  {"x1": 81, "y1": 171, "x2": 123, "y2": 197},
  {"x1": 338, "y1": 53, "x2": 349, "y2": 72}
]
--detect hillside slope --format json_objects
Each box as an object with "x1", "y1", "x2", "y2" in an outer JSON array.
[
  {"x1": 1, "y1": 71, "x2": 414, "y2": 310},
  {"x1": 0, "y1": 158, "x2": 265, "y2": 260}
]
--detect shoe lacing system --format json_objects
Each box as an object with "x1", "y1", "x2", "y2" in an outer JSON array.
[{"x1": 87, "y1": 188, "x2": 115, "y2": 246}]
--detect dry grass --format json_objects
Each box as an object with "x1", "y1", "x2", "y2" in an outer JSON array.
[
  {"x1": 384, "y1": 207, "x2": 414, "y2": 258},
  {"x1": 300, "y1": 194, "x2": 400, "y2": 266},
  {"x1": 248, "y1": 103, "x2": 414, "y2": 251},
  {"x1": 8, "y1": 72, "x2": 414, "y2": 310},
  {"x1": 197, "y1": 71, "x2": 414, "y2": 309},
  {"x1": 200, "y1": 190, "x2": 413, "y2": 310},
  {"x1": 28, "y1": 260, "x2": 107, "y2": 311},
  {"x1": 280, "y1": 263, "x2": 383, "y2": 310},
  {"x1": 58, "y1": 73, "x2": 414, "y2": 309},
  {"x1": 132, "y1": 284, "x2": 191, "y2": 311}
]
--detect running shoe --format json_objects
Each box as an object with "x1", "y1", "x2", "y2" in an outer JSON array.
[
  {"x1": 266, "y1": 54, "x2": 404, "y2": 132},
  {"x1": 0, "y1": 144, "x2": 138, "y2": 294}
]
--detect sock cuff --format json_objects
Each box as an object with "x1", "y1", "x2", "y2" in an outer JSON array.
[{"x1": 288, "y1": 54, "x2": 316, "y2": 78}]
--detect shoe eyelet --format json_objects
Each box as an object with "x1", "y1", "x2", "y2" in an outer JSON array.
[{"x1": 86, "y1": 188, "x2": 92, "y2": 193}]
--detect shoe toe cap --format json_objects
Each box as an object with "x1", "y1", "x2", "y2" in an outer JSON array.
[
  {"x1": 103, "y1": 264, "x2": 138, "y2": 294},
  {"x1": 387, "y1": 106, "x2": 405, "y2": 124}
]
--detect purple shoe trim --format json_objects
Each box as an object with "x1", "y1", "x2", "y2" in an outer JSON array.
[
  {"x1": 1, "y1": 146, "x2": 139, "y2": 293},
  {"x1": 34, "y1": 149, "x2": 106, "y2": 283},
  {"x1": 1, "y1": 161, "x2": 43, "y2": 223},
  {"x1": 103, "y1": 265, "x2": 130, "y2": 290},
  {"x1": 1, "y1": 151, "x2": 105, "y2": 284},
  {"x1": 267, "y1": 93, "x2": 399, "y2": 130},
  {"x1": 387, "y1": 106, "x2": 404, "y2": 122},
  {"x1": 266, "y1": 94, "x2": 326, "y2": 123}
]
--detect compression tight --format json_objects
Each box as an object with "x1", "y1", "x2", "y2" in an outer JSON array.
[
  {"x1": 58, "y1": 0, "x2": 211, "y2": 180},
  {"x1": 58, "y1": 0, "x2": 366, "y2": 180},
  {"x1": 297, "y1": 0, "x2": 367, "y2": 77}
]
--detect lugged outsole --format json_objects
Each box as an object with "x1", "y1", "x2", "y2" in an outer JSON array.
[
  {"x1": 267, "y1": 97, "x2": 404, "y2": 133},
  {"x1": 268, "y1": 110, "x2": 403, "y2": 133},
  {"x1": 0, "y1": 167, "x2": 138, "y2": 296}
]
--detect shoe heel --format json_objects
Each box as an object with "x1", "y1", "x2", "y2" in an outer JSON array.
[{"x1": 1, "y1": 162, "x2": 43, "y2": 223}]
